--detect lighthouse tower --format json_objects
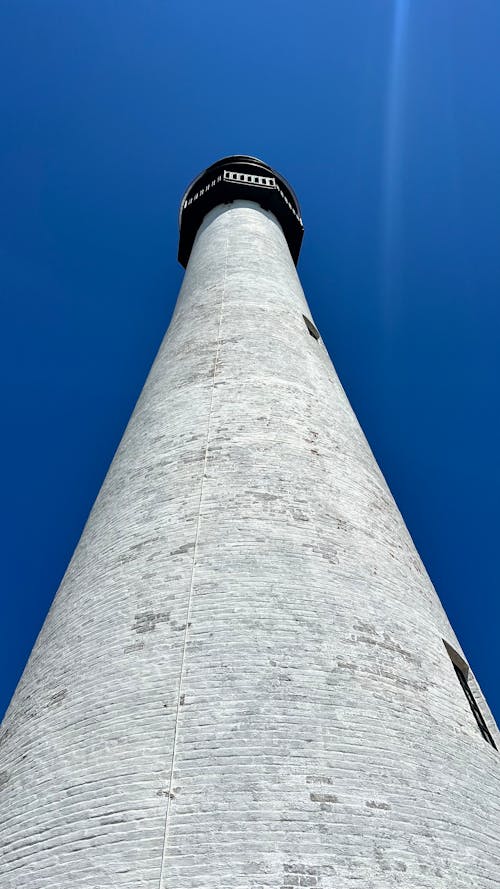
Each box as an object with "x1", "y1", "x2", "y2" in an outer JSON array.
[{"x1": 1, "y1": 156, "x2": 499, "y2": 888}]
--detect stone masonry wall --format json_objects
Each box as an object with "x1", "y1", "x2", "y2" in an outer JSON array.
[{"x1": 1, "y1": 201, "x2": 499, "y2": 888}]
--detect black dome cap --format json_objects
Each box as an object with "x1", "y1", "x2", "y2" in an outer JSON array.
[{"x1": 178, "y1": 155, "x2": 303, "y2": 267}]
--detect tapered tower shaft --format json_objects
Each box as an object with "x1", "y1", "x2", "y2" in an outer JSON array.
[{"x1": 1, "y1": 158, "x2": 499, "y2": 889}]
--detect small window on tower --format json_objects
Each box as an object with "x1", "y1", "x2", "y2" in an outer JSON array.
[
  {"x1": 443, "y1": 641, "x2": 497, "y2": 750},
  {"x1": 303, "y1": 315, "x2": 320, "y2": 340}
]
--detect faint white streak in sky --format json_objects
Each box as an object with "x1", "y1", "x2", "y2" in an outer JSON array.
[
  {"x1": 380, "y1": 0, "x2": 411, "y2": 326},
  {"x1": 441, "y1": 2, "x2": 462, "y2": 225}
]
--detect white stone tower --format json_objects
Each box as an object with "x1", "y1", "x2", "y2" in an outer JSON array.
[{"x1": 1, "y1": 156, "x2": 499, "y2": 888}]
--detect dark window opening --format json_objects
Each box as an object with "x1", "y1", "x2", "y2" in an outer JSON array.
[
  {"x1": 303, "y1": 315, "x2": 320, "y2": 340},
  {"x1": 444, "y1": 641, "x2": 497, "y2": 750},
  {"x1": 453, "y1": 663, "x2": 497, "y2": 749}
]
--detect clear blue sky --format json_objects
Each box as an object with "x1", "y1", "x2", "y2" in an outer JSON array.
[{"x1": 1, "y1": 1, "x2": 499, "y2": 722}]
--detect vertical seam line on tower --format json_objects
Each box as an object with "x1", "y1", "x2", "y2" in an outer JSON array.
[{"x1": 157, "y1": 221, "x2": 229, "y2": 889}]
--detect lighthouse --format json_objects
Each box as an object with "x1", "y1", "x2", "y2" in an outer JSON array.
[{"x1": 1, "y1": 156, "x2": 499, "y2": 888}]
